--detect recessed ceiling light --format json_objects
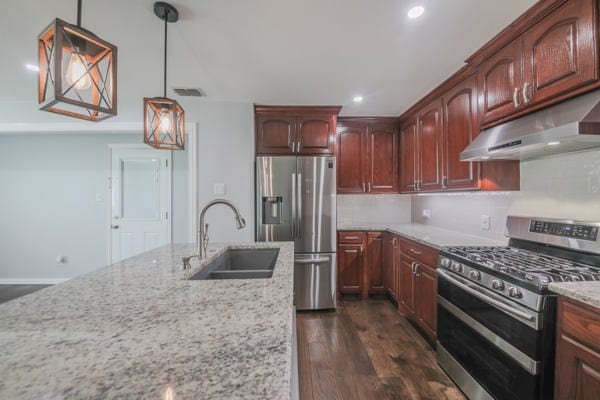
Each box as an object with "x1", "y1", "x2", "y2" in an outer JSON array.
[
  {"x1": 25, "y1": 64, "x2": 39, "y2": 72},
  {"x1": 407, "y1": 5, "x2": 425, "y2": 19},
  {"x1": 548, "y1": 141, "x2": 561, "y2": 146},
  {"x1": 353, "y1": 96, "x2": 363, "y2": 103}
]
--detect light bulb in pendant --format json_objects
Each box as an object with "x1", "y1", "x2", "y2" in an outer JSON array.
[
  {"x1": 65, "y1": 52, "x2": 92, "y2": 90},
  {"x1": 158, "y1": 108, "x2": 172, "y2": 133}
]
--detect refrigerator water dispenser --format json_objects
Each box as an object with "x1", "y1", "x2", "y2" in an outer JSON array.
[{"x1": 262, "y1": 197, "x2": 283, "y2": 224}]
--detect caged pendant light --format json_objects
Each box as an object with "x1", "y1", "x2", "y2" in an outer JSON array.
[
  {"x1": 38, "y1": 0, "x2": 117, "y2": 121},
  {"x1": 143, "y1": 2, "x2": 185, "y2": 150}
]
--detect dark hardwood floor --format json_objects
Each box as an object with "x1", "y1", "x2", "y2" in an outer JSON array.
[
  {"x1": 297, "y1": 299, "x2": 465, "y2": 400},
  {"x1": 0, "y1": 285, "x2": 50, "y2": 305}
]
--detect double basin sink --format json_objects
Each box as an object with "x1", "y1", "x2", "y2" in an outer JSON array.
[{"x1": 189, "y1": 248, "x2": 279, "y2": 280}]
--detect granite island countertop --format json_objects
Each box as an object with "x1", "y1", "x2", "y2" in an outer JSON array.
[
  {"x1": 549, "y1": 281, "x2": 600, "y2": 310},
  {"x1": 0, "y1": 242, "x2": 295, "y2": 400},
  {"x1": 337, "y1": 223, "x2": 507, "y2": 249}
]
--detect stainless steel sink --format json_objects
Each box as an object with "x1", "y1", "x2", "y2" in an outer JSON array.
[{"x1": 189, "y1": 248, "x2": 279, "y2": 280}]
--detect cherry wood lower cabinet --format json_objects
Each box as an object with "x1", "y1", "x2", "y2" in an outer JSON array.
[
  {"x1": 398, "y1": 238, "x2": 439, "y2": 342},
  {"x1": 555, "y1": 297, "x2": 600, "y2": 400},
  {"x1": 337, "y1": 243, "x2": 365, "y2": 296},
  {"x1": 383, "y1": 233, "x2": 399, "y2": 302},
  {"x1": 367, "y1": 232, "x2": 386, "y2": 295}
]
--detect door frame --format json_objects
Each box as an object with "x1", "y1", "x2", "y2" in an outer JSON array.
[
  {"x1": 107, "y1": 144, "x2": 173, "y2": 264},
  {"x1": 0, "y1": 121, "x2": 198, "y2": 266}
]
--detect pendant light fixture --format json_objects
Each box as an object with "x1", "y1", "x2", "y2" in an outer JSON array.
[
  {"x1": 38, "y1": 0, "x2": 117, "y2": 121},
  {"x1": 143, "y1": 2, "x2": 185, "y2": 150}
]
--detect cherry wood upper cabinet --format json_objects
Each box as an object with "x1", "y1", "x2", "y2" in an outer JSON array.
[
  {"x1": 256, "y1": 115, "x2": 296, "y2": 154},
  {"x1": 336, "y1": 117, "x2": 399, "y2": 194},
  {"x1": 522, "y1": 0, "x2": 598, "y2": 107},
  {"x1": 255, "y1": 106, "x2": 341, "y2": 156},
  {"x1": 442, "y1": 74, "x2": 481, "y2": 190},
  {"x1": 399, "y1": 116, "x2": 418, "y2": 193},
  {"x1": 337, "y1": 124, "x2": 366, "y2": 194},
  {"x1": 297, "y1": 115, "x2": 336, "y2": 154},
  {"x1": 418, "y1": 99, "x2": 444, "y2": 191},
  {"x1": 366, "y1": 125, "x2": 398, "y2": 193},
  {"x1": 479, "y1": 39, "x2": 524, "y2": 125}
]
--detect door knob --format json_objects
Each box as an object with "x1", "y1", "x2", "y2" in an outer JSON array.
[{"x1": 111, "y1": 225, "x2": 119, "y2": 229}]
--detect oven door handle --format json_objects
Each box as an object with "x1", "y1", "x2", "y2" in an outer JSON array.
[{"x1": 438, "y1": 270, "x2": 535, "y2": 322}]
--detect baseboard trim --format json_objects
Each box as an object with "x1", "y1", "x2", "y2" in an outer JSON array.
[{"x1": 0, "y1": 278, "x2": 68, "y2": 285}]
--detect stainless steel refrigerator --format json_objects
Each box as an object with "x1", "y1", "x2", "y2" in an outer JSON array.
[{"x1": 256, "y1": 156, "x2": 336, "y2": 310}]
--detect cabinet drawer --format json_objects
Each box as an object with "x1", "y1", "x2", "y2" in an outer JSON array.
[
  {"x1": 399, "y1": 238, "x2": 438, "y2": 267},
  {"x1": 338, "y1": 231, "x2": 367, "y2": 244},
  {"x1": 559, "y1": 298, "x2": 600, "y2": 352}
]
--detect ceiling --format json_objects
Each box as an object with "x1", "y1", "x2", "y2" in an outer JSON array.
[{"x1": 0, "y1": 0, "x2": 536, "y2": 121}]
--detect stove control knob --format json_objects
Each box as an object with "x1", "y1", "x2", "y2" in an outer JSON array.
[
  {"x1": 451, "y1": 262, "x2": 463, "y2": 273},
  {"x1": 469, "y1": 270, "x2": 481, "y2": 281},
  {"x1": 508, "y1": 287, "x2": 523, "y2": 299},
  {"x1": 440, "y1": 258, "x2": 450, "y2": 268},
  {"x1": 491, "y1": 280, "x2": 505, "y2": 291}
]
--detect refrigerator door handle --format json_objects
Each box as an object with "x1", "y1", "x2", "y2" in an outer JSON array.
[
  {"x1": 297, "y1": 173, "x2": 302, "y2": 239},
  {"x1": 296, "y1": 257, "x2": 330, "y2": 264},
  {"x1": 291, "y1": 173, "x2": 297, "y2": 238}
]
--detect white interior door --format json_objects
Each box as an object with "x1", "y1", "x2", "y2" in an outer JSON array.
[{"x1": 110, "y1": 146, "x2": 172, "y2": 263}]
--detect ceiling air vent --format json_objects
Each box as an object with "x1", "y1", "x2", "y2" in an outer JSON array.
[{"x1": 173, "y1": 88, "x2": 205, "y2": 97}]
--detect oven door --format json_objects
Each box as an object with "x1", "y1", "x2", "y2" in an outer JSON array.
[{"x1": 437, "y1": 269, "x2": 544, "y2": 400}]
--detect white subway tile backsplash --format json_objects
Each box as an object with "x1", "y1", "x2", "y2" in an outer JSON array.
[
  {"x1": 411, "y1": 148, "x2": 600, "y2": 241},
  {"x1": 338, "y1": 194, "x2": 411, "y2": 226}
]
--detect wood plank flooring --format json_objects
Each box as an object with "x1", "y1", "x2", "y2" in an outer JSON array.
[
  {"x1": 0, "y1": 285, "x2": 50, "y2": 305},
  {"x1": 297, "y1": 299, "x2": 465, "y2": 400}
]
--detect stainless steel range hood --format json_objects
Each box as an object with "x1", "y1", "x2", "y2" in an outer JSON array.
[{"x1": 460, "y1": 90, "x2": 600, "y2": 161}]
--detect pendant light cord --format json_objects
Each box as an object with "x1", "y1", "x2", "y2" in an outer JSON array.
[
  {"x1": 163, "y1": 10, "x2": 168, "y2": 98},
  {"x1": 76, "y1": 0, "x2": 82, "y2": 27}
]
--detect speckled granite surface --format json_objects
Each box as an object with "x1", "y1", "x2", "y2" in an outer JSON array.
[
  {"x1": 549, "y1": 281, "x2": 600, "y2": 309},
  {"x1": 337, "y1": 223, "x2": 507, "y2": 249},
  {"x1": 0, "y1": 242, "x2": 295, "y2": 400}
]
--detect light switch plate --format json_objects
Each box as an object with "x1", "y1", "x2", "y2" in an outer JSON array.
[
  {"x1": 480, "y1": 215, "x2": 491, "y2": 231},
  {"x1": 214, "y1": 183, "x2": 226, "y2": 195}
]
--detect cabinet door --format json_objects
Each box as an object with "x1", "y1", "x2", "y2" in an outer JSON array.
[
  {"x1": 416, "y1": 264, "x2": 437, "y2": 341},
  {"x1": 366, "y1": 126, "x2": 398, "y2": 193},
  {"x1": 256, "y1": 115, "x2": 296, "y2": 155},
  {"x1": 383, "y1": 234, "x2": 397, "y2": 301},
  {"x1": 442, "y1": 74, "x2": 481, "y2": 190},
  {"x1": 336, "y1": 125, "x2": 366, "y2": 193},
  {"x1": 296, "y1": 115, "x2": 335, "y2": 155},
  {"x1": 398, "y1": 254, "x2": 416, "y2": 317},
  {"x1": 367, "y1": 232, "x2": 385, "y2": 295},
  {"x1": 479, "y1": 39, "x2": 524, "y2": 124},
  {"x1": 399, "y1": 117, "x2": 418, "y2": 193},
  {"x1": 555, "y1": 299, "x2": 600, "y2": 400},
  {"x1": 523, "y1": 0, "x2": 598, "y2": 106},
  {"x1": 337, "y1": 243, "x2": 364, "y2": 295},
  {"x1": 418, "y1": 100, "x2": 443, "y2": 191}
]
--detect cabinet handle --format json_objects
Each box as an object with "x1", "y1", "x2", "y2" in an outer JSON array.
[
  {"x1": 513, "y1": 87, "x2": 520, "y2": 108},
  {"x1": 523, "y1": 82, "x2": 530, "y2": 104},
  {"x1": 409, "y1": 248, "x2": 422, "y2": 255},
  {"x1": 359, "y1": 246, "x2": 364, "y2": 256},
  {"x1": 344, "y1": 236, "x2": 359, "y2": 240},
  {"x1": 392, "y1": 238, "x2": 397, "y2": 247},
  {"x1": 367, "y1": 182, "x2": 371, "y2": 192},
  {"x1": 362, "y1": 182, "x2": 366, "y2": 192},
  {"x1": 411, "y1": 262, "x2": 416, "y2": 274},
  {"x1": 442, "y1": 176, "x2": 447, "y2": 189},
  {"x1": 415, "y1": 263, "x2": 421, "y2": 276}
]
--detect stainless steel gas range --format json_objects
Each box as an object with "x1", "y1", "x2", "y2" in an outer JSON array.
[{"x1": 436, "y1": 215, "x2": 600, "y2": 400}]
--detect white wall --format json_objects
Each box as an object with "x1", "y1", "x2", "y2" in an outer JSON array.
[
  {"x1": 337, "y1": 194, "x2": 412, "y2": 226},
  {"x1": 0, "y1": 133, "x2": 186, "y2": 282},
  {"x1": 411, "y1": 148, "x2": 600, "y2": 241},
  {"x1": 192, "y1": 102, "x2": 255, "y2": 242}
]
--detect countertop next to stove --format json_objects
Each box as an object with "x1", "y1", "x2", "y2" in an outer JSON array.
[
  {"x1": 337, "y1": 223, "x2": 507, "y2": 250},
  {"x1": 549, "y1": 281, "x2": 600, "y2": 310},
  {"x1": 0, "y1": 242, "x2": 295, "y2": 400}
]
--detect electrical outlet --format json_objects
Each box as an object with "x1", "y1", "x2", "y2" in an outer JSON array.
[
  {"x1": 214, "y1": 183, "x2": 226, "y2": 195},
  {"x1": 422, "y1": 209, "x2": 431, "y2": 219},
  {"x1": 480, "y1": 215, "x2": 490, "y2": 231}
]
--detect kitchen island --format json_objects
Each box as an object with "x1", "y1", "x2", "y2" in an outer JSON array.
[{"x1": 0, "y1": 242, "x2": 296, "y2": 400}]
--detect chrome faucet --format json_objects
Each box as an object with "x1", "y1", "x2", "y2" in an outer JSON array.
[{"x1": 182, "y1": 199, "x2": 246, "y2": 269}]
